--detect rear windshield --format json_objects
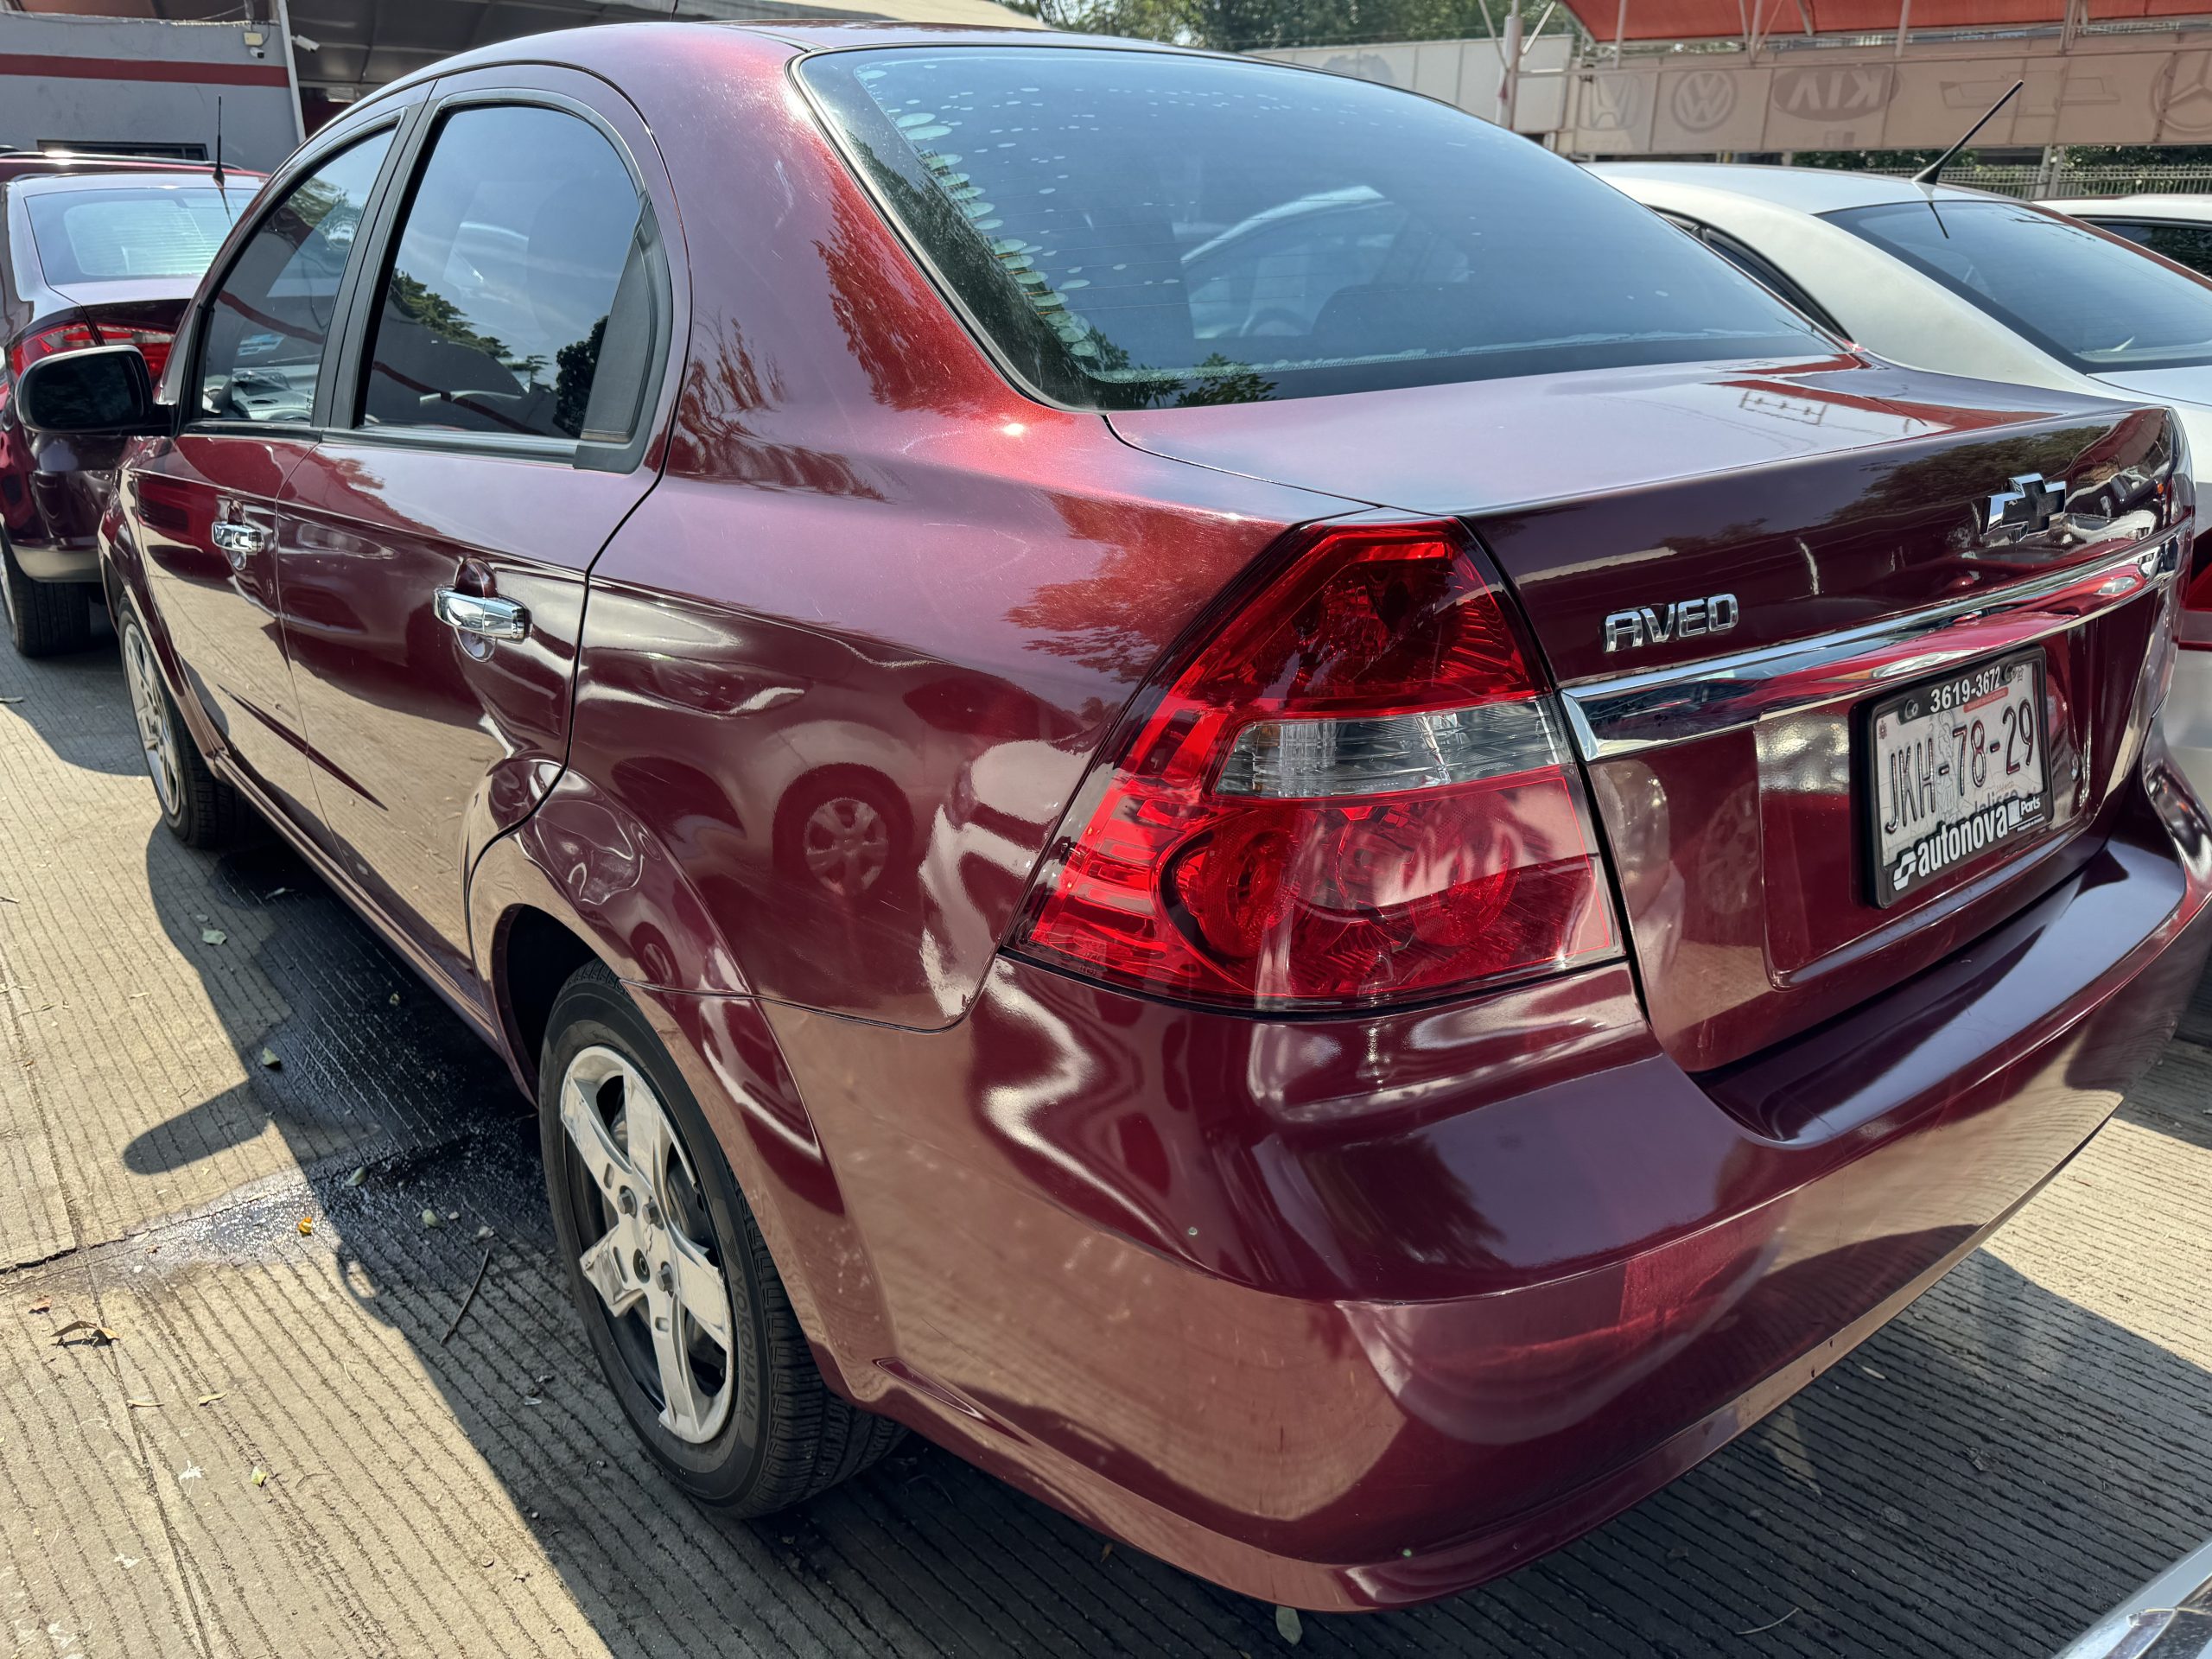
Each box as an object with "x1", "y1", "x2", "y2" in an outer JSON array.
[
  {"x1": 799, "y1": 47, "x2": 1828, "y2": 410},
  {"x1": 1829, "y1": 199, "x2": 2212, "y2": 373},
  {"x1": 22, "y1": 186, "x2": 248, "y2": 286}
]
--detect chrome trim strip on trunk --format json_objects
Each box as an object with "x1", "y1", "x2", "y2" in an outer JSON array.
[{"x1": 1559, "y1": 534, "x2": 2183, "y2": 762}]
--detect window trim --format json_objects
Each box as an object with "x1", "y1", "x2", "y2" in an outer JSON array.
[
  {"x1": 1696, "y1": 226, "x2": 1847, "y2": 339},
  {"x1": 1654, "y1": 209, "x2": 1846, "y2": 340},
  {"x1": 176, "y1": 107, "x2": 421, "y2": 442},
  {"x1": 325, "y1": 86, "x2": 671, "y2": 474}
]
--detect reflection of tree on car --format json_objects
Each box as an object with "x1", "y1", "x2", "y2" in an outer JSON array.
[{"x1": 196, "y1": 168, "x2": 358, "y2": 425}]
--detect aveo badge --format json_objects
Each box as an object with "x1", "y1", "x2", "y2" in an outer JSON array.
[{"x1": 1602, "y1": 594, "x2": 1739, "y2": 654}]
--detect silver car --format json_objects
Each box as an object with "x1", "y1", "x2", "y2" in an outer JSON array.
[
  {"x1": 1592, "y1": 162, "x2": 2212, "y2": 804},
  {"x1": 2054, "y1": 1535, "x2": 2212, "y2": 1656}
]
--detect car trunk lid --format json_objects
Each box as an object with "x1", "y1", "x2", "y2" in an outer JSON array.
[{"x1": 1112, "y1": 356, "x2": 2185, "y2": 1069}]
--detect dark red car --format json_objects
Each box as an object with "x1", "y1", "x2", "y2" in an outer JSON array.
[
  {"x1": 0, "y1": 156, "x2": 255, "y2": 654},
  {"x1": 22, "y1": 23, "x2": 2211, "y2": 1612}
]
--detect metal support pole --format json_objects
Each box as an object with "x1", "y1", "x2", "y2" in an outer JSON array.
[
  {"x1": 1502, "y1": 3, "x2": 1522, "y2": 130},
  {"x1": 272, "y1": 0, "x2": 307, "y2": 145},
  {"x1": 2035, "y1": 143, "x2": 2063, "y2": 194}
]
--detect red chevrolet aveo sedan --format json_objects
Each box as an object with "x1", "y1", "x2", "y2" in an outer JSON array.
[{"x1": 22, "y1": 21, "x2": 2211, "y2": 1612}]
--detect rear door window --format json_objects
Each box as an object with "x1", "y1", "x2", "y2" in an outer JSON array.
[
  {"x1": 2088, "y1": 217, "x2": 2212, "y2": 278},
  {"x1": 1696, "y1": 226, "x2": 1844, "y2": 334},
  {"x1": 799, "y1": 46, "x2": 1827, "y2": 410},
  {"x1": 23, "y1": 185, "x2": 248, "y2": 285},
  {"x1": 354, "y1": 104, "x2": 654, "y2": 444},
  {"x1": 195, "y1": 131, "x2": 393, "y2": 425},
  {"x1": 1829, "y1": 199, "x2": 2212, "y2": 372}
]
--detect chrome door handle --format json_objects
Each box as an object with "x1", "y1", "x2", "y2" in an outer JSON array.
[
  {"x1": 433, "y1": 588, "x2": 530, "y2": 641},
  {"x1": 211, "y1": 518, "x2": 270, "y2": 569}
]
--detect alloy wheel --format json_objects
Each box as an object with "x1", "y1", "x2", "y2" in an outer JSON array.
[
  {"x1": 558, "y1": 1044, "x2": 735, "y2": 1444},
  {"x1": 122, "y1": 623, "x2": 181, "y2": 817}
]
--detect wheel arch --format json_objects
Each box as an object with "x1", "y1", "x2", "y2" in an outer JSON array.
[
  {"x1": 99, "y1": 514, "x2": 226, "y2": 761},
  {"x1": 467, "y1": 783, "x2": 894, "y2": 1390}
]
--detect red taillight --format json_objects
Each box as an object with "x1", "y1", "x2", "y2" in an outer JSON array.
[
  {"x1": 1016, "y1": 520, "x2": 1618, "y2": 1009},
  {"x1": 10, "y1": 321, "x2": 101, "y2": 377},
  {"x1": 6, "y1": 321, "x2": 173, "y2": 381},
  {"x1": 105, "y1": 327, "x2": 174, "y2": 380}
]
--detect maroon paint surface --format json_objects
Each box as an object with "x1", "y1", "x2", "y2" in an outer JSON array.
[{"x1": 98, "y1": 21, "x2": 2212, "y2": 1611}]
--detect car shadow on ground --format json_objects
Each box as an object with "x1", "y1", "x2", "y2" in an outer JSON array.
[
  {"x1": 0, "y1": 608, "x2": 136, "y2": 780},
  {"x1": 86, "y1": 814, "x2": 2212, "y2": 1658}
]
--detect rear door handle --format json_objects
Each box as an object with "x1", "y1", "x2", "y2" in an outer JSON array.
[
  {"x1": 211, "y1": 518, "x2": 270, "y2": 568},
  {"x1": 433, "y1": 588, "x2": 530, "y2": 641}
]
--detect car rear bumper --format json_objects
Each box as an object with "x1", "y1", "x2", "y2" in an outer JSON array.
[
  {"x1": 635, "y1": 762, "x2": 2212, "y2": 1612},
  {"x1": 7, "y1": 535, "x2": 99, "y2": 583},
  {"x1": 0, "y1": 416, "x2": 115, "y2": 579}
]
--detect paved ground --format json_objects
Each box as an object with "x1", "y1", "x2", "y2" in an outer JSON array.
[{"x1": 3, "y1": 621, "x2": 2211, "y2": 1659}]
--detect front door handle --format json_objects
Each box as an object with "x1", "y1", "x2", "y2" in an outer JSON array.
[
  {"x1": 211, "y1": 518, "x2": 270, "y2": 569},
  {"x1": 433, "y1": 588, "x2": 530, "y2": 641}
]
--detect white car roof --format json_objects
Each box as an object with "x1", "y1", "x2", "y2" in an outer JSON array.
[
  {"x1": 1591, "y1": 162, "x2": 2004, "y2": 215},
  {"x1": 2041, "y1": 194, "x2": 2212, "y2": 223}
]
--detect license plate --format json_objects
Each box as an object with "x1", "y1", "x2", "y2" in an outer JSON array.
[{"x1": 1866, "y1": 649, "x2": 2050, "y2": 907}]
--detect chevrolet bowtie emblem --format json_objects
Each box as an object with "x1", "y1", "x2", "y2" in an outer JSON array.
[{"x1": 1982, "y1": 473, "x2": 2069, "y2": 543}]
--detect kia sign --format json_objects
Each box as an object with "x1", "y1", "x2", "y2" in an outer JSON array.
[{"x1": 1570, "y1": 35, "x2": 2186, "y2": 153}]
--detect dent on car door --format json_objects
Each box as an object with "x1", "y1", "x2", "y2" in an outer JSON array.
[
  {"x1": 276, "y1": 80, "x2": 672, "y2": 999},
  {"x1": 126, "y1": 127, "x2": 397, "y2": 831}
]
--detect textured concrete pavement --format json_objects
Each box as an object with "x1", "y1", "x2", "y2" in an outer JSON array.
[{"x1": 3, "y1": 622, "x2": 2211, "y2": 1658}]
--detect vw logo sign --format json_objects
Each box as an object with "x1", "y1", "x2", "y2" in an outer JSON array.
[
  {"x1": 1671, "y1": 69, "x2": 1738, "y2": 133},
  {"x1": 1319, "y1": 51, "x2": 1398, "y2": 87}
]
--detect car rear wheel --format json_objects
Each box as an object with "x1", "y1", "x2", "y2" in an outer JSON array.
[
  {"x1": 774, "y1": 767, "x2": 907, "y2": 899},
  {"x1": 119, "y1": 609, "x2": 249, "y2": 848},
  {"x1": 1, "y1": 532, "x2": 92, "y2": 657},
  {"x1": 540, "y1": 960, "x2": 902, "y2": 1512}
]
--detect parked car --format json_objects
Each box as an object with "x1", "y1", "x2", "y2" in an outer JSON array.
[
  {"x1": 0, "y1": 156, "x2": 254, "y2": 655},
  {"x1": 2041, "y1": 194, "x2": 2212, "y2": 278},
  {"x1": 24, "y1": 26, "x2": 2211, "y2": 1612},
  {"x1": 2056, "y1": 1535, "x2": 2212, "y2": 1656},
  {"x1": 1594, "y1": 164, "x2": 2212, "y2": 810}
]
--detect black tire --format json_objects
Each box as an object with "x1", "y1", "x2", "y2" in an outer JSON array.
[
  {"x1": 540, "y1": 960, "x2": 901, "y2": 1513},
  {"x1": 2, "y1": 531, "x2": 92, "y2": 657},
  {"x1": 118, "y1": 607, "x2": 251, "y2": 849}
]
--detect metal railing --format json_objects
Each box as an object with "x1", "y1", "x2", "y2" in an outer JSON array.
[{"x1": 1861, "y1": 164, "x2": 2212, "y2": 200}]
